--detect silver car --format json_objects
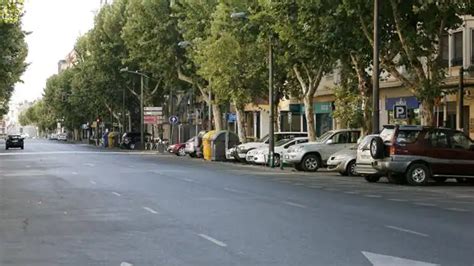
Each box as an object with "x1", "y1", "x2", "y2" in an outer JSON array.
[{"x1": 327, "y1": 145, "x2": 358, "y2": 176}]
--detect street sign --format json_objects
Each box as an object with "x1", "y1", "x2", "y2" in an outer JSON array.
[
  {"x1": 394, "y1": 104, "x2": 407, "y2": 119},
  {"x1": 144, "y1": 115, "x2": 157, "y2": 124},
  {"x1": 144, "y1": 106, "x2": 163, "y2": 116},
  {"x1": 227, "y1": 113, "x2": 236, "y2": 123},
  {"x1": 169, "y1": 115, "x2": 179, "y2": 125}
]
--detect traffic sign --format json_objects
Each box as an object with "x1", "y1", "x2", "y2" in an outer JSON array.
[
  {"x1": 394, "y1": 104, "x2": 407, "y2": 119},
  {"x1": 144, "y1": 106, "x2": 163, "y2": 116},
  {"x1": 169, "y1": 115, "x2": 179, "y2": 125},
  {"x1": 144, "y1": 115, "x2": 158, "y2": 124}
]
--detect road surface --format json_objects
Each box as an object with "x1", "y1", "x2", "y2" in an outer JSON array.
[{"x1": 1, "y1": 139, "x2": 473, "y2": 265}]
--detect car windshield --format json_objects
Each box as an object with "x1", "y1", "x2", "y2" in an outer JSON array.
[
  {"x1": 316, "y1": 131, "x2": 334, "y2": 142},
  {"x1": 275, "y1": 138, "x2": 292, "y2": 146}
]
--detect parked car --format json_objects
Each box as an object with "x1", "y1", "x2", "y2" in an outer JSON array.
[
  {"x1": 168, "y1": 142, "x2": 186, "y2": 156},
  {"x1": 355, "y1": 134, "x2": 382, "y2": 180},
  {"x1": 49, "y1": 133, "x2": 58, "y2": 140},
  {"x1": 6, "y1": 134, "x2": 24, "y2": 150},
  {"x1": 283, "y1": 129, "x2": 361, "y2": 172},
  {"x1": 250, "y1": 137, "x2": 309, "y2": 166},
  {"x1": 57, "y1": 133, "x2": 67, "y2": 141},
  {"x1": 120, "y1": 132, "x2": 151, "y2": 150},
  {"x1": 233, "y1": 132, "x2": 308, "y2": 163},
  {"x1": 184, "y1": 137, "x2": 197, "y2": 157},
  {"x1": 364, "y1": 125, "x2": 474, "y2": 185},
  {"x1": 327, "y1": 144, "x2": 358, "y2": 176}
]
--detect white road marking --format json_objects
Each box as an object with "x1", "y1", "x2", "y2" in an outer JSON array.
[
  {"x1": 26, "y1": 165, "x2": 31, "y2": 168},
  {"x1": 224, "y1": 187, "x2": 245, "y2": 194},
  {"x1": 385, "y1": 225, "x2": 429, "y2": 237},
  {"x1": 89, "y1": 180, "x2": 97, "y2": 185},
  {"x1": 84, "y1": 163, "x2": 95, "y2": 167},
  {"x1": 344, "y1": 191, "x2": 358, "y2": 194},
  {"x1": 414, "y1": 202, "x2": 436, "y2": 207},
  {"x1": 143, "y1": 207, "x2": 159, "y2": 214},
  {"x1": 283, "y1": 201, "x2": 307, "y2": 209},
  {"x1": 364, "y1": 194, "x2": 382, "y2": 198},
  {"x1": 293, "y1": 183, "x2": 305, "y2": 186},
  {"x1": 362, "y1": 251, "x2": 438, "y2": 266},
  {"x1": 387, "y1": 198, "x2": 408, "y2": 202},
  {"x1": 120, "y1": 262, "x2": 133, "y2": 266},
  {"x1": 198, "y1": 234, "x2": 227, "y2": 247},
  {"x1": 444, "y1": 207, "x2": 469, "y2": 212},
  {"x1": 183, "y1": 178, "x2": 196, "y2": 183},
  {"x1": 112, "y1": 192, "x2": 122, "y2": 197},
  {"x1": 308, "y1": 185, "x2": 322, "y2": 189},
  {"x1": 71, "y1": 172, "x2": 78, "y2": 175}
]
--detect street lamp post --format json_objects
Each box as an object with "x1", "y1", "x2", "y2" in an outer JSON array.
[
  {"x1": 120, "y1": 67, "x2": 147, "y2": 150},
  {"x1": 231, "y1": 12, "x2": 275, "y2": 167}
]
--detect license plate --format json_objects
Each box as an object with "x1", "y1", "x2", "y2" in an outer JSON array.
[{"x1": 12, "y1": 140, "x2": 18, "y2": 143}]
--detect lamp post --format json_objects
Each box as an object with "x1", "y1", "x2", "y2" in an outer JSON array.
[
  {"x1": 231, "y1": 12, "x2": 275, "y2": 167},
  {"x1": 120, "y1": 67, "x2": 147, "y2": 150},
  {"x1": 372, "y1": 0, "x2": 380, "y2": 134}
]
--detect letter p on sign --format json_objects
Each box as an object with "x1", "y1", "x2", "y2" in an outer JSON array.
[{"x1": 394, "y1": 105, "x2": 407, "y2": 119}]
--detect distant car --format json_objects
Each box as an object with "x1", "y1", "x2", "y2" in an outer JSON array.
[
  {"x1": 250, "y1": 137, "x2": 309, "y2": 166},
  {"x1": 327, "y1": 145, "x2": 358, "y2": 176},
  {"x1": 233, "y1": 132, "x2": 308, "y2": 163},
  {"x1": 57, "y1": 133, "x2": 67, "y2": 141},
  {"x1": 49, "y1": 133, "x2": 58, "y2": 140},
  {"x1": 283, "y1": 129, "x2": 361, "y2": 172},
  {"x1": 168, "y1": 142, "x2": 186, "y2": 156},
  {"x1": 120, "y1": 132, "x2": 151, "y2": 150},
  {"x1": 184, "y1": 137, "x2": 197, "y2": 157},
  {"x1": 6, "y1": 135, "x2": 24, "y2": 150}
]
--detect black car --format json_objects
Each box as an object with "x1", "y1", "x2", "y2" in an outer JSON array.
[
  {"x1": 6, "y1": 135, "x2": 24, "y2": 150},
  {"x1": 120, "y1": 132, "x2": 150, "y2": 150}
]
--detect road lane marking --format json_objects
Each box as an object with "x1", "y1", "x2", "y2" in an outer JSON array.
[
  {"x1": 283, "y1": 201, "x2": 307, "y2": 209},
  {"x1": 71, "y1": 172, "x2": 78, "y2": 175},
  {"x1": 143, "y1": 207, "x2": 159, "y2": 214},
  {"x1": 26, "y1": 165, "x2": 31, "y2": 168},
  {"x1": 120, "y1": 262, "x2": 133, "y2": 266},
  {"x1": 344, "y1": 191, "x2": 358, "y2": 194},
  {"x1": 414, "y1": 202, "x2": 436, "y2": 207},
  {"x1": 183, "y1": 178, "x2": 196, "y2": 183},
  {"x1": 385, "y1": 225, "x2": 429, "y2": 237},
  {"x1": 362, "y1": 251, "x2": 438, "y2": 266},
  {"x1": 388, "y1": 198, "x2": 408, "y2": 202},
  {"x1": 84, "y1": 163, "x2": 95, "y2": 167},
  {"x1": 224, "y1": 187, "x2": 245, "y2": 194},
  {"x1": 198, "y1": 234, "x2": 227, "y2": 247},
  {"x1": 89, "y1": 180, "x2": 97, "y2": 185},
  {"x1": 444, "y1": 207, "x2": 469, "y2": 212},
  {"x1": 112, "y1": 192, "x2": 122, "y2": 197},
  {"x1": 364, "y1": 194, "x2": 382, "y2": 198}
]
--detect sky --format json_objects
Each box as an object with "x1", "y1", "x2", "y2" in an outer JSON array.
[{"x1": 11, "y1": 0, "x2": 101, "y2": 105}]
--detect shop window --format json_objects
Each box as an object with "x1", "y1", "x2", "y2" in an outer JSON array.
[{"x1": 452, "y1": 31, "x2": 463, "y2": 66}]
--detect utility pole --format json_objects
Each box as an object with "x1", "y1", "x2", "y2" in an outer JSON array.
[
  {"x1": 459, "y1": 67, "x2": 464, "y2": 132},
  {"x1": 140, "y1": 74, "x2": 144, "y2": 150},
  {"x1": 372, "y1": 0, "x2": 380, "y2": 134},
  {"x1": 268, "y1": 35, "x2": 275, "y2": 168}
]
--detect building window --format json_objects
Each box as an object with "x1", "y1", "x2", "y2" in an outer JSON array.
[
  {"x1": 440, "y1": 34, "x2": 449, "y2": 67},
  {"x1": 471, "y1": 29, "x2": 474, "y2": 65},
  {"x1": 452, "y1": 31, "x2": 463, "y2": 66}
]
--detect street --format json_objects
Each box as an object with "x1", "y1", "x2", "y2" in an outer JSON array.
[{"x1": 1, "y1": 139, "x2": 473, "y2": 266}]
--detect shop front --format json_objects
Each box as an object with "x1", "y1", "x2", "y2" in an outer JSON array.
[{"x1": 314, "y1": 102, "x2": 333, "y2": 136}]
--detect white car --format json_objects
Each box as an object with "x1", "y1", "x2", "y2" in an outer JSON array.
[
  {"x1": 327, "y1": 145, "x2": 358, "y2": 176},
  {"x1": 233, "y1": 132, "x2": 307, "y2": 163},
  {"x1": 250, "y1": 137, "x2": 309, "y2": 166},
  {"x1": 57, "y1": 133, "x2": 67, "y2": 141},
  {"x1": 283, "y1": 129, "x2": 361, "y2": 172}
]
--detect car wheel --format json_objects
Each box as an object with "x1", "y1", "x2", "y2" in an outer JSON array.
[
  {"x1": 274, "y1": 154, "x2": 281, "y2": 167},
  {"x1": 406, "y1": 163, "x2": 430, "y2": 186},
  {"x1": 364, "y1": 175, "x2": 381, "y2": 183},
  {"x1": 5, "y1": 146, "x2": 8, "y2": 150},
  {"x1": 346, "y1": 160, "x2": 357, "y2": 176},
  {"x1": 189, "y1": 153, "x2": 196, "y2": 158},
  {"x1": 301, "y1": 154, "x2": 321, "y2": 172},
  {"x1": 370, "y1": 137, "x2": 385, "y2": 159},
  {"x1": 433, "y1": 177, "x2": 447, "y2": 184},
  {"x1": 178, "y1": 147, "x2": 186, "y2": 156},
  {"x1": 21, "y1": 146, "x2": 24, "y2": 150}
]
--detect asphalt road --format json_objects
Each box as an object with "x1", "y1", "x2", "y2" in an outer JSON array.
[{"x1": 1, "y1": 139, "x2": 473, "y2": 266}]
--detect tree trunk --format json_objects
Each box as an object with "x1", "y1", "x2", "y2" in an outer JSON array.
[
  {"x1": 303, "y1": 95, "x2": 316, "y2": 141},
  {"x1": 234, "y1": 102, "x2": 247, "y2": 143},
  {"x1": 421, "y1": 99, "x2": 434, "y2": 126},
  {"x1": 212, "y1": 104, "x2": 223, "y2": 131}
]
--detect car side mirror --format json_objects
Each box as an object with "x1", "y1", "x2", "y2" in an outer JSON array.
[{"x1": 326, "y1": 139, "x2": 334, "y2": 145}]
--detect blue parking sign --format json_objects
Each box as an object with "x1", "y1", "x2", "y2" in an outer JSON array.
[{"x1": 394, "y1": 105, "x2": 407, "y2": 119}]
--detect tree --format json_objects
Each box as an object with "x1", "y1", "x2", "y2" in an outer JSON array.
[
  {"x1": 0, "y1": 0, "x2": 23, "y2": 23},
  {"x1": 270, "y1": 0, "x2": 335, "y2": 141},
  {"x1": 349, "y1": 0, "x2": 474, "y2": 126},
  {"x1": 20, "y1": 100, "x2": 56, "y2": 134}
]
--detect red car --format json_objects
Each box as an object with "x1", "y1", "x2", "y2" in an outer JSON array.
[{"x1": 168, "y1": 143, "x2": 186, "y2": 156}]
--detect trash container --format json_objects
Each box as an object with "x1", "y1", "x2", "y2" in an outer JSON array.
[
  {"x1": 202, "y1": 130, "x2": 216, "y2": 161},
  {"x1": 102, "y1": 131, "x2": 109, "y2": 148},
  {"x1": 108, "y1": 132, "x2": 117, "y2": 148},
  {"x1": 211, "y1": 130, "x2": 239, "y2": 161}
]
